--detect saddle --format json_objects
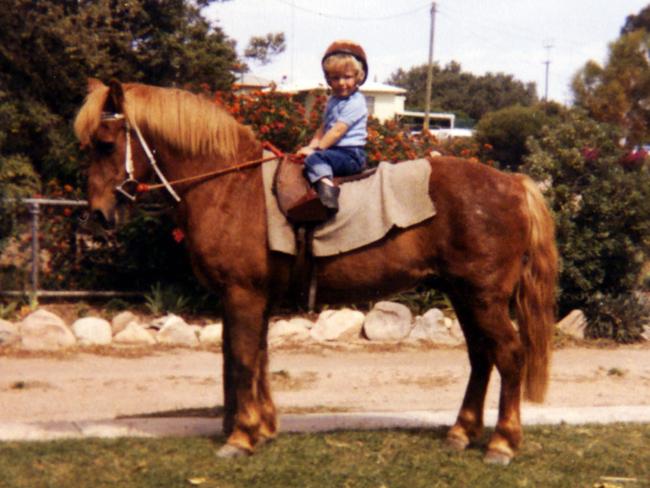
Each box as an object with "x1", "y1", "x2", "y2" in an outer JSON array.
[
  {"x1": 271, "y1": 154, "x2": 376, "y2": 309},
  {"x1": 272, "y1": 154, "x2": 377, "y2": 224}
]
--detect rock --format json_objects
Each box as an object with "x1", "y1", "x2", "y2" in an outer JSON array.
[
  {"x1": 113, "y1": 323, "x2": 156, "y2": 345},
  {"x1": 0, "y1": 319, "x2": 20, "y2": 347},
  {"x1": 157, "y1": 321, "x2": 199, "y2": 347},
  {"x1": 556, "y1": 309, "x2": 587, "y2": 339},
  {"x1": 20, "y1": 309, "x2": 76, "y2": 350},
  {"x1": 310, "y1": 308, "x2": 365, "y2": 342},
  {"x1": 111, "y1": 311, "x2": 138, "y2": 335},
  {"x1": 199, "y1": 322, "x2": 223, "y2": 345},
  {"x1": 71, "y1": 317, "x2": 113, "y2": 345},
  {"x1": 409, "y1": 309, "x2": 464, "y2": 346},
  {"x1": 641, "y1": 324, "x2": 650, "y2": 342},
  {"x1": 269, "y1": 318, "x2": 311, "y2": 344},
  {"x1": 149, "y1": 314, "x2": 188, "y2": 331},
  {"x1": 363, "y1": 301, "x2": 413, "y2": 341}
]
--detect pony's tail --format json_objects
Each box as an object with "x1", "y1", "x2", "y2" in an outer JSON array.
[{"x1": 515, "y1": 175, "x2": 558, "y2": 403}]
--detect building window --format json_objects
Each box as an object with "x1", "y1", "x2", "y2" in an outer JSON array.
[{"x1": 365, "y1": 95, "x2": 375, "y2": 116}]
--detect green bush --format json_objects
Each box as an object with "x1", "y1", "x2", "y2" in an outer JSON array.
[
  {"x1": 475, "y1": 102, "x2": 564, "y2": 171},
  {"x1": 524, "y1": 109, "x2": 650, "y2": 340}
]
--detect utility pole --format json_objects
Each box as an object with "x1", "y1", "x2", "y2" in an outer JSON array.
[
  {"x1": 423, "y1": 1, "x2": 437, "y2": 131},
  {"x1": 543, "y1": 41, "x2": 553, "y2": 101}
]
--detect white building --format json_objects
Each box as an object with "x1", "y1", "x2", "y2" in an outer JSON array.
[{"x1": 239, "y1": 75, "x2": 468, "y2": 136}]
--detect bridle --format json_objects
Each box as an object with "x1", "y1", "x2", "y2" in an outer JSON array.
[
  {"x1": 100, "y1": 112, "x2": 283, "y2": 203},
  {"x1": 101, "y1": 112, "x2": 181, "y2": 202}
]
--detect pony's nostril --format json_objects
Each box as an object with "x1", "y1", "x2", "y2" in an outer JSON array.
[{"x1": 91, "y1": 209, "x2": 115, "y2": 230}]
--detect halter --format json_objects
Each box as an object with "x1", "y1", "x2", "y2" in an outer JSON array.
[
  {"x1": 100, "y1": 112, "x2": 181, "y2": 202},
  {"x1": 99, "y1": 112, "x2": 283, "y2": 202}
]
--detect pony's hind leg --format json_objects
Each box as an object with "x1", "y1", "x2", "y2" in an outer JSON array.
[
  {"x1": 446, "y1": 300, "x2": 494, "y2": 451},
  {"x1": 218, "y1": 285, "x2": 276, "y2": 457},
  {"x1": 449, "y1": 296, "x2": 524, "y2": 465}
]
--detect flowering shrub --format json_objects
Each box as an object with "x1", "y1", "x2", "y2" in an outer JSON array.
[
  {"x1": 214, "y1": 89, "x2": 325, "y2": 152},
  {"x1": 216, "y1": 90, "x2": 483, "y2": 164},
  {"x1": 524, "y1": 109, "x2": 650, "y2": 341},
  {"x1": 1, "y1": 88, "x2": 489, "y2": 307}
]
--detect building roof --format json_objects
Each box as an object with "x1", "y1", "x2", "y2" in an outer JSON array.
[{"x1": 275, "y1": 79, "x2": 406, "y2": 95}]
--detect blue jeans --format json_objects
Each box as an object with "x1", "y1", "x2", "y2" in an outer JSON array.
[{"x1": 304, "y1": 146, "x2": 366, "y2": 184}]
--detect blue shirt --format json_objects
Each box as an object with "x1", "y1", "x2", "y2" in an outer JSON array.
[{"x1": 323, "y1": 90, "x2": 368, "y2": 147}]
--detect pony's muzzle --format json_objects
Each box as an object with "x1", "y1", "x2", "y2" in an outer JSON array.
[{"x1": 115, "y1": 178, "x2": 139, "y2": 202}]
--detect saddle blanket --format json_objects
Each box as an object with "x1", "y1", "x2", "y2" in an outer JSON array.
[{"x1": 261, "y1": 154, "x2": 436, "y2": 257}]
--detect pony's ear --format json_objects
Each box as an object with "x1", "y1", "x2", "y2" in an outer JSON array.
[
  {"x1": 108, "y1": 79, "x2": 125, "y2": 114},
  {"x1": 87, "y1": 78, "x2": 106, "y2": 94}
]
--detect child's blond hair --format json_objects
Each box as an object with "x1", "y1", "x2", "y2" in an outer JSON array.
[{"x1": 323, "y1": 54, "x2": 365, "y2": 85}]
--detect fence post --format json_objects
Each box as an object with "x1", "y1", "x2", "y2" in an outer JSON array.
[{"x1": 29, "y1": 201, "x2": 40, "y2": 296}]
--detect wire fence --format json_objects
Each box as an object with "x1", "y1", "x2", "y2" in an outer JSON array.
[{"x1": 1, "y1": 198, "x2": 143, "y2": 299}]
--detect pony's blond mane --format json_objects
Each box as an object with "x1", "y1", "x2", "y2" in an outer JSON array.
[{"x1": 74, "y1": 82, "x2": 249, "y2": 160}]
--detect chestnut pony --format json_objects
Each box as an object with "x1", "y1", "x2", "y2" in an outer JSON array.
[{"x1": 74, "y1": 79, "x2": 557, "y2": 464}]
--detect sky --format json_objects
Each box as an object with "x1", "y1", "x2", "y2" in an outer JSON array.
[{"x1": 205, "y1": 0, "x2": 650, "y2": 104}]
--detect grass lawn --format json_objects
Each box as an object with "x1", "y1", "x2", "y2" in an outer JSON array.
[{"x1": 0, "y1": 424, "x2": 648, "y2": 487}]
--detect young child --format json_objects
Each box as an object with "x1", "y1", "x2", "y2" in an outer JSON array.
[{"x1": 297, "y1": 40, "x2": 369, "y2": 212}]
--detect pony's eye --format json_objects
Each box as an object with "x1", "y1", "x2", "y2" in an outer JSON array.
[{"x1": 94, "y1": 140, "x2": 115, "y2": 155}]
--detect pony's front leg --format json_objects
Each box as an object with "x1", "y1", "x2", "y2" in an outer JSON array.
[{"x1": 218, "y1": 285, "x2": 276, "y2": 457}]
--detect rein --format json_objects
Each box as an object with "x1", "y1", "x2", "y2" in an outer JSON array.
[{"x1": 101, "y1": 112, "x2": 285, "y2": 202}]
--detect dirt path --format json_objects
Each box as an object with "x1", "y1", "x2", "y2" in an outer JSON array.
[{"x1": 1, "y1": 345, "x2": 650, "y2": 423}]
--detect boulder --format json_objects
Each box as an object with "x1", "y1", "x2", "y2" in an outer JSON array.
[
  {"x1": 199, "y1": 322, "x2": 223, "y2": 345},
  {"x1": 157, "y1": 321, "x2": 199, "y2": 347},
  {"x1": 0, "y1": 319, "x2": 20, "y2": 347},
  {"x1": 641, "y1": 324, "x2": 650, "y2": 342},
  {"x1": 269, "y1": 318, "x2": 312, "y2": 344},
  {"x1": 363, "y1": 301, "x2": 413, "y2": 341},
  {"x1": 71, "y1": 317, "x2": 113, "y2": 345},
  {"x1": 556, "y1": 309, "x2": 587, "y2": 340},
  {"x1": 20, "y1": 309, "x2": 76, "y2": 350},
  {"x1": 111, "y1": 311, "x2": 138, "y2": 335},
  {"x1": 113, "y1": 323, "x2": 156, "y2": 345},
  {"x1": 409, "y1": 309, "x2": 464, "y2": 346},
  {"x1": 149, "y1": 313, "x2": 187, "y2": 331},
  {"x1": 310, "y1": 308, "x2": 365, "y2": 342}
]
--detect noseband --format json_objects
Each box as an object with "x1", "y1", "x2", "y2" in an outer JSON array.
[{"x1": 100, "y1": 112, "x2": 181, "y2": 202}]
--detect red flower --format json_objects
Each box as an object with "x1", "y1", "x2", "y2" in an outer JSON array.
[{"x1": 172, "y1": 228, "x2": 185, "y2": 243}]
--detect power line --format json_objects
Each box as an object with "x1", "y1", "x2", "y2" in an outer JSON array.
[{"x1": 270, "y1": 0, "x2": 431, "y2": 21}]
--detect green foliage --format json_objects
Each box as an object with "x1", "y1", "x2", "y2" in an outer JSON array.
[
  {"x1": 244, "y1": 33, "x2": 286, "y2": 66},
  {"x1": 474, "y1": 102, "x2": 566, "y2": 171},
  {"x1": 2, "y1": 425, "x2": 650, "y2": 488},
  {"x1": 621, "y1": 4, "x2": 650, "y2": 34},
  {"x1": 572, "y1": 29, "x2": 650, "y2": 147},
  {"x1": 0, "y1": 300, "x2": 18, "y2": 320},
  {"x1": 144, "y1": 282, "x2": 191, "y2": 316},
  {"x1": 388, "y1": 61, "x2": 538, "y2": 123},
  {"x1": 0, "y1": 0, "x2": 238, "y2": 194},
  {"x1": 524, "y1": 109, "x2": 650, "y2": 340},
  {"x1": 585, "y1": 293, "x2": 649, "y2": 343},
  {"x1": 216, "y1": 89, "x2": 324, "y2": 152},
  {"x1": 391, "y1": 287, "x2": 451, "y2": 315}
]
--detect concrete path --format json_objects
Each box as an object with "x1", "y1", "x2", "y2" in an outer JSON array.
[{"x1": 2, "y1": 405, "x2": 649, "y2": 442}]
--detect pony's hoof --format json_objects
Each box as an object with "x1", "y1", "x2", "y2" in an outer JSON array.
[
  {"x1": 445, "y1": 433, "x2": 470, "y2": 451},
  {"x1": 483, "y1": 448, "x2": 513, "y2": 465},
  {"x1": 216, "y1": 444, "x2": 251, "y2": 459}
]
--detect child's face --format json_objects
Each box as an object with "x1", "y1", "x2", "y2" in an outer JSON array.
[{"x1": 326, "y1": 67, "x2": 358, "y2": 98}]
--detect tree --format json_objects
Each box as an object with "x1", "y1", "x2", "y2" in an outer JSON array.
[
  {"x1": 0, "y1": 0, "x2": 238, "y2": 185},
  {"x1": 572, "y1": 29, "x2": 650, "y2": 147},
  {"x1": 621, "y1": 4, "x2": 650, "y2": 34},
  {"x1": 244, "y1": 33, "x2": 286, "y2": 66},
  {"x1": 388, "y1": 61, "x2": 538, "y2": 125},
  {"x1": 474, "y1": 102, "x2": 565, "y2": 171},
  {"x1": 524, "y1": 109, "x2": 650, "y2": 341}
]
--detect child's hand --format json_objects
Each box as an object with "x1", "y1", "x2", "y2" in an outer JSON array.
[{"x1": 297, "y1": 146, "x2": 315, "y2": 157}]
